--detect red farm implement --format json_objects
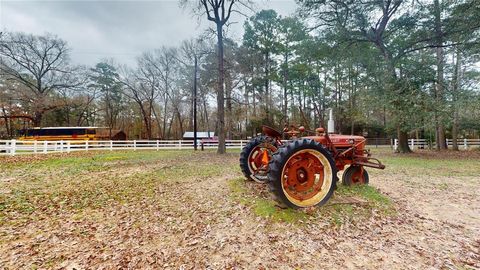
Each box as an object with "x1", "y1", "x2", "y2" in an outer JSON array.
[{"x1": 239, "y1": 112, "x2": 385, "y2": 209}]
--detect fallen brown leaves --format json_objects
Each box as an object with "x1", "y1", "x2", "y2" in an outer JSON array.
[{"x1": 0, "y1": 150, "x2": 479, "y2": 269}]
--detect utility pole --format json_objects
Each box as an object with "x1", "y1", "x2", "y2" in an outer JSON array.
[{"x1": 193, "y1": 54, "x2": 198, "y2": 150}]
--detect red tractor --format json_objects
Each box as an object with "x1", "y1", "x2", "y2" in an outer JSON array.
[{"x1": 239, "y1": 123, "x2": 385, "y2": 209}]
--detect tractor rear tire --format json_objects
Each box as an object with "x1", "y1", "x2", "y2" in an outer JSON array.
[
  {"x1": 342, "y1": 166, "x2": 369, "y2": 186},
  {"x1": 267, "y1": 139, "x2": 337, "y2": 209},
  {"x1": 239, "y1": 135, "x2": 279, "y2": 183}
]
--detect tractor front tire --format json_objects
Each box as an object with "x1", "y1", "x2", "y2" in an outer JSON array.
[
  {"x1": 267, "y1": 139, "x2": 337, "y2": 209},
  {"x1": 239, "y1": 135, "x2": 278, "y2": 183},
  {"x1": 342, "y1": 166, "x2": 369, "y2": 186}
]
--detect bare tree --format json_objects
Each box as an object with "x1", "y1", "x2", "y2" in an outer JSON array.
[
  {"x1": 0, "y1": 32, "x2": 80, "y2": 126},
  {"x1": 183, "y1": 0, "x2": 244, "y2": 153},
  {"x1": 135, "y1": 54, "x2": 162, "y2": 139},
  {"x1": 119, "y1": 47, "x2": 181, "y2": 140},
  {"x1": 155, "y1": 47, "x2": 179, "y2": 139},
  {"x1": 119, "y1": 64, "x2": 157, "y2": 140}
]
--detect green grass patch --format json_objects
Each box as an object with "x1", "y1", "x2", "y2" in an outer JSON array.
[
  {"x1": 228, "y1": 178, "x2": 257, "y2": 206},
  {"x1": 371, "y1": 150, "x2": 480, "y2": 177},
  {"x1": 337, "y1": 184, "x2": 392, "y2": 206},
  {"x1": 317, "y1": 184, "x2": 396, "y2": 226},
  {"x1": 228, "y1": 178, "x2": 395, "y2": 225},
  {"x1": 253, "y1": 199, "x2": 307, "y2": 223},
  {"x1": 228, "y1": 178, "x2": 307, "y2": 223},
  {"x1": 328, "y1": 204, "x2": 354, "y2": 226},
  {"x1": 227, "y1": 148, "x2": 476, "y2": 226}
]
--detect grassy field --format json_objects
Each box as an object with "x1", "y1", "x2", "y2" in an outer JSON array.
[{"x1": 0, "y1": 149, "x2": 479, "y2": 269}]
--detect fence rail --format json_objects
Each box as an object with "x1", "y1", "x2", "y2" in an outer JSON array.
[
  {"x1": 1, "y1": 138, "x2": 479, "y2": 156},
  {"x1": 0, "y1": 139, "x2": 250, "y2": 156},
  {"x1": 393, "y1": 138, "x2": 480, "y2": 150}
]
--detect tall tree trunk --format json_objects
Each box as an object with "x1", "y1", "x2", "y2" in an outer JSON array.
[
  {"x1": 383, "y1": 105, "x2": 386, "y2": 128},
  {"x1": 152, "y1": 106, "x2": 163, "y2": 139},
  {"x1": 322, "y1": 69, "x2": 328, "y2": 128},
  {"x1": 144, "y1": 115, "x2": 152, "y2": 140},
  {"x1": 383, "y1": 47, "x2": 411, "y2": 153},
  {"x1": 265, "y1": 51, "x2": 270, "y2": 121},
  {"x1": 397, "y1": 127, "x2": 411, "y2": 153},
  {"x1": 162, "y1": 93, "x2": 168, "y2": 139},
  {"x1": 283, "y1": 53, "x2": 289, "y2": 124},
  {"x1": 225, "y1": 69, "x2": 233, "y2": 139},
  {"x1": 434, "y1": 0, "x2": 447, "y2": 150},
  {"x1": 188, "y1": 96, "x2": 194, "y2": 132},
  {"x1": 175, "y1": 106, "x2": 184, "y2": 138},
  {"x1": 216, "y1": 23, "x2": 226, "y2": 154},
  {"x1": 452, "y1": 48, "x2": 461, "y2": 151},
  {"x1": 202, "y1": 95, "x2": 209, "y2": 133},
  {"x1": 145, "y1": 102, "x2": 153, "y2": 140},
  {"x1": 244, "y1": 80, "x2": 249, "y2": 138},
  {"x1": 252, "y1": 84, "x2": 256, "y2": 118},
  {"x1": 290, "y1": 81, "x2": 295, "y2": 121},
  {"x1": 33, "y1": 111, "x2": 43, "y2": 127},
  {"x1": 7, "y1": 98, "x2": 14, "y2": 137},
  {"x1": 167, "y1": 114, "x2": 174, "y2": 139},
  {"x1": 1, "y1": 107, "x2": 10, "y2": 137}
]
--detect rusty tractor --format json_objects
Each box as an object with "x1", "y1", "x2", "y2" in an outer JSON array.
[{"x1": 239, "y1": 113, "x2": 385, "y2": 209}]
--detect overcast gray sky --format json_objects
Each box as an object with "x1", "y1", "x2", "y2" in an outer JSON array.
[{"x1": 0, "y1": 0, "x2": 297, "y2": 66}]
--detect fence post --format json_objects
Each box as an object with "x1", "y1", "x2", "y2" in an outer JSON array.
[
  {"x1": 10, "y1": 139, "x2": 16, "y2": 156},
  {"x1": 179, "y1": 140, "x2": 182, "y2": 150},
  {"x1": 60, "y1": 140, "x2": 64, "y2": 152},
  {"x1": 394, "y1": 139, "x2": 398, "y2": 151},
  {"x1": 464, "y1": 138, "x2": 468, "y2": 150},
  {"x1": 34, "y1": 140, "x2": 38, "y2": 154},
  {"x1": 67, "y1": 141, "x2": 71, "y2": 153},
  {"x1": 156, "y1": 140, "x2": 159, "y2": 151},
  {"x1": 85, "y1": 140, "x2": 89, "y2": 151},
  {"x1": 240, "y1": 140, "x2": 244, "y2": 149},
  {"x1": 134, "y1": 140, "x2": 137, "y2": 151},
  {"x1": 43, "y1": 141, "x2": 48, "y2": 153},
  {"x1": 110, "y1": 140, "x2": 113, "y2": 151}
]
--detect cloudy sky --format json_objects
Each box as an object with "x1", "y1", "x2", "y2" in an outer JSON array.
[{"x1": 0, "y1": 0, "x2": 297, "y2": 66}]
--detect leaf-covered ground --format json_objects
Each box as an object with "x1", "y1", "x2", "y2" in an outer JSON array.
[{"x1": 0, "y1": 149, "x2": 479, "y2": 269}]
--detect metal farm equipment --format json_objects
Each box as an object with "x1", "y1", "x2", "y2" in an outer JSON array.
[{"x1": 239, "y1": 111, "x2": 385, "y2": 209}]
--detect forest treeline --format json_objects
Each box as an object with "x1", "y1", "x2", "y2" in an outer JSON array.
[{"x1": 1, "y1": 0, "x2": 480, "y2": 152}]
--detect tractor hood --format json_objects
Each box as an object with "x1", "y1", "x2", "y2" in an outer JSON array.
[
  {"x1": 328, "y1": 134, "x2": 365, "y2": 144},
  {"x1": 305, "y1": 134, "x2": 366, "y2": 148}
]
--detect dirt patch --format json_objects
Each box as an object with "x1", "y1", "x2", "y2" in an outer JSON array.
[{"x1": 1, "y1": 150, "x2": 479, "y2": 269}]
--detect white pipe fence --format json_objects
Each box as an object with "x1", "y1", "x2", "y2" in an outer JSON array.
[
  {"x1": 1, "y1": 138, "x2": 479, "y2": 156},
  {"x1": 393, "y1": 138, "x2": 480, "y2": 150},
  {"x1": 0, "y1": 140, "x2": 250, "y2": 156}
]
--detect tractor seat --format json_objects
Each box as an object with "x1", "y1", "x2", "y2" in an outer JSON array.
[{"x1": 262, "y1": 125, "x2": 282, "y2": 138}]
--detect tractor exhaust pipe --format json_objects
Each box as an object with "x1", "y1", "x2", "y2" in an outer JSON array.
[{"x1": 328, "y1": 109, "x2": 335, "y2": 134}]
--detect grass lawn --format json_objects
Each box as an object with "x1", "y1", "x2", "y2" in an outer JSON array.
[{"x1": 0, "y1": 148, "x2": 479, "y2": 269}]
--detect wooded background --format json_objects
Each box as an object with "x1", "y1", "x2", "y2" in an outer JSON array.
[{"x1": 1, "y1": 0, "x2": 479, "y2": 152}]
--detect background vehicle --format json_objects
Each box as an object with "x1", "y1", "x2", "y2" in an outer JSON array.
[{"x1": 18, "y1": 127, "x2": 127, "y2": 141}]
